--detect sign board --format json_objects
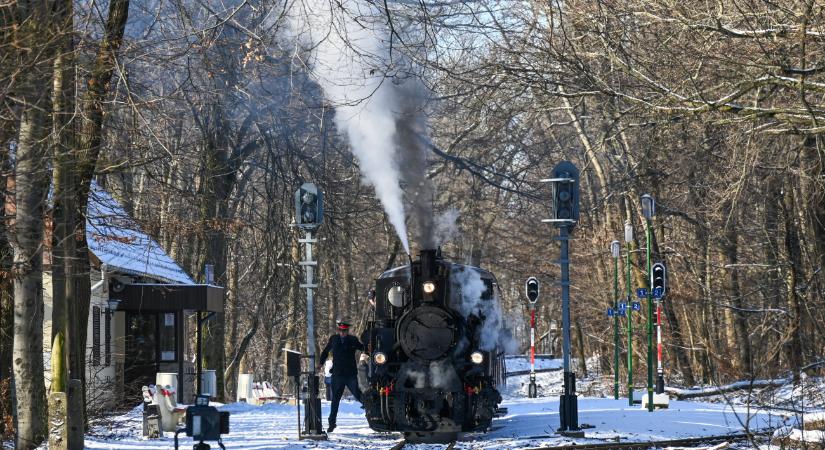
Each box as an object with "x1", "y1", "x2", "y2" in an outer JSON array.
[
  {"x1": 632, "y1": 302, "x2": 641, "y2": 311},
  {"x1": 618, "y1": 302, "x2": 627, "y2": 310},
  {"x1": 636, "y1": 288, "x2": 647, "y2": 298},
  {"x1": 618, "y1": 309, "x2": 626, "y2": 317},
  {"x1": 607, "y1": 308, "x2": 614, "y2": 317},
  {"x1": 653, "y1": 287, "x2": 664, "y2": 299}
]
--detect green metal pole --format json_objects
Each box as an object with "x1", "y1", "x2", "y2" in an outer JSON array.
[
  {"x1": 613, "y1": 254, "x2": 619, "y2": 400},
  {"x1": 626, "y1": 240, "x2": 633, "y2": 406},
  {"x1": 646, "y1": 217, "x2": 654, "y2": 412}
]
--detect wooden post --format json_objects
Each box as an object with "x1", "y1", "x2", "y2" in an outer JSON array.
[
  {"x1": 48, "y1": 392, "x2": 68, "y2": 450},
  {"x1": 67, "y1": 379, "x2": 83, "y2": 449}
]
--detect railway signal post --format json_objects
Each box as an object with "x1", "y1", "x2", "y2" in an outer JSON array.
[
  {"x1": 652, "y1": 263, "x2": 667, "y2": 394},
  {"x1": 525, "y1": 277, "x2": 540, "y2": 398},
  {"x1": 641, "y1": 194, "x2": 656, "y2": 412},
  {"x1": 294, "y1": 183, "x2": 326, "y2": 439},
  {"x1": 542, "y1": 161, "x2": 583, "y2": 436}
]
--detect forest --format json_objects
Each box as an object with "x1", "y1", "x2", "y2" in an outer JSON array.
[{"x1": 1, "y1": 0, "x2": 824, "y2": 448}]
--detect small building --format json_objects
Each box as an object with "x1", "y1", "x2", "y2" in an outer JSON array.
[{"x1": 43, "y1": 183, "x2": 223, "y2": 408}]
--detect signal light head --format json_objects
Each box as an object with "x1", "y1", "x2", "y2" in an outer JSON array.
[
  {"x1": 470, "y1": 351, "x2": 484, "y2": 364},
  {"x1": 422, "y1": 281, "x2": 436, "y2": 294}
]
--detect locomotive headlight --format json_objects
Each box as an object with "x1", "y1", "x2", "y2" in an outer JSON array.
[
  {"x1": 422, "y1": 281, "x2": 436, "y2": 294},
  {"x1": 470, "y1": 351, "x2": 484, "y2": 364},
  {"x1": 374, "y1": 352, "x2": 387, "y2": 365}
]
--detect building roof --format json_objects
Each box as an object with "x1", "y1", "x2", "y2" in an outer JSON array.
[{"x1": 86, "y1": 182, "x2": 195, "y2": 285}]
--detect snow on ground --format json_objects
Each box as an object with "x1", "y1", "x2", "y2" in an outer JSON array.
[
  {"x1": 502, "y1": 355, "x2": 563, "y2": 373},
  {"x1": 83, "y1": 398, "x2": 795, "y2": 449},
  {"x1": 84, "y1": 384, "x2": 796, "y2": 449}
]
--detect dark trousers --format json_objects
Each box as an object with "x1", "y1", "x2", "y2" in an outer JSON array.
[{"x1": 328, "y1": 374, "x2": 362, "y2": 425}]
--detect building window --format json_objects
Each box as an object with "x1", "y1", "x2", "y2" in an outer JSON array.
[
  {"x1": 92, "y1": 306, "x2": 101, "y2": 366},
  {"x1": 159, "y1": 312, "x2": 176, "y2": 362},
  {"x1": 105, "y1": 308, "x2": 111, "y2": 366}
]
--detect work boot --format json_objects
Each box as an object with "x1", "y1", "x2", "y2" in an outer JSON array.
[{"x1": 327, "y1": 423, "x2": 336, "y2": 433}]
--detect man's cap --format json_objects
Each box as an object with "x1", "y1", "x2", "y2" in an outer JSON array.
[{"x1": 337, "y1": 320, "x2": 351, "y2": 330}]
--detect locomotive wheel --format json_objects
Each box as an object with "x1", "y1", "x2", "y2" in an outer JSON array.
[{"x1": 403, "y1": 431, "x2": 458, "y2": 444}]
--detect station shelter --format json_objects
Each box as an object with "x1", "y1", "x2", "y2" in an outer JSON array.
[{"x1": 42, "y1": 182, "x2": 223, "y2": 407}]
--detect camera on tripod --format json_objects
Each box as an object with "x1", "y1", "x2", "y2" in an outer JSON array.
[{"x1": 175, "y1": 395, "x2": 230, "y2": 450}]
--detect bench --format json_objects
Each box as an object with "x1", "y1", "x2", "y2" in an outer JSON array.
[{"x1": 143, "y1": 384, "x2": 187, "y2": 432}]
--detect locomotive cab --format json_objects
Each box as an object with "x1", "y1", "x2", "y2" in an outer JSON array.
[{"x1": 361, "y1": 249, "x2": 504, "y2": 442}]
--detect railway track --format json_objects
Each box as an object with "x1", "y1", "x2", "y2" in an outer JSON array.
[
  {"x1": 388, "y1": 439, "x2": 457, "y2": 450},
  {"x1": 387, "y1": 431, "x2": 771, "y2": 449},
  {"x1": 523, "y1": 431, "x2": 772, "y2": 450}
]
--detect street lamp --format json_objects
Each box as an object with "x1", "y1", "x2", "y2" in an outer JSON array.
[
  {"x1": 610, "y1": 240, "x2": 620, "y2": 400},
  {"x1": 640, "y1": 194, "x2": 655, "y2": 412},
  {"x1": 624, "y1": 221, "x2": 634, "y2": 406}
]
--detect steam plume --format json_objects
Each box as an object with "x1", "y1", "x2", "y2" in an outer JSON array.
[
  {"x1": 451, "y1": 267, "x2": 518, "y2": 353},
  {"x1": 290, "y1": 0, "x2": 438, "y2": 254}
]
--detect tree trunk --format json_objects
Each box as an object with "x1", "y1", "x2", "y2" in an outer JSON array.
[
  {"x1": 12, "y1": 90, "x2": 51, "y2": 450},
  {"x1": 0, "y1": 142, "x2": 15, "y2": 439},
  {"x1": 67, "y1": 0, "x2": 130, "y2": 425},
  {"x1": 49, "y1": 0, "x2": 75, "y2": 395},
  {"x1": 721, "y1": 218, "x2": 752, "y2": 376},
  {"x1": 575, "y1": 318, "x2": 587, "y2": 377},
  {"x1": 780, "y1": 176, "x2": 805, "y2": 382}
]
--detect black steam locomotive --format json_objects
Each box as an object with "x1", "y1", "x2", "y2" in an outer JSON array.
[{"x1": 361, "y1": 249, "x2": 505, "y2": 442}]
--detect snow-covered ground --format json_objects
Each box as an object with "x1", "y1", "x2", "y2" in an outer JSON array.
[
  {"x1": 83, "y1": 367, "x2": 801, "y2": 449},
  {"x1": 83, "y1": 397, "x2": 794, "y2": 449}
]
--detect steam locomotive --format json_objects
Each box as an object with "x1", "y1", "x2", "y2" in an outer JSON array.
[{"x1": 361, "y1": 249, "x2": 505, "y2": 442}]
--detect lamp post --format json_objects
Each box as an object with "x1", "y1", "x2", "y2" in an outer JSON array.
[
  {"x1": 610, "y1": 240, "x2": 620, "y2": 400},
  {"x1": 624, "y1": 221, "x2": 634, "y2": 406},
  {"x1": 641, "y1": 194, "x2": 655, "y2": 412}
]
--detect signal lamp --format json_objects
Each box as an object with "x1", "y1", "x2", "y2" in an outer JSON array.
[
  {"x1": 470, "y1": 351, "x2": 484, "y2": 364},
  {"x1": 374, "y1": 352, "x2": 387, "y2": 365},
  {"x1": 422, "y1": 281, "x2": 436, "y2": 294}
]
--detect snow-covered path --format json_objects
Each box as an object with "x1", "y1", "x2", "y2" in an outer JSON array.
[{"x1": 84, "y1": 396, "x2": 794, "y2": 449}]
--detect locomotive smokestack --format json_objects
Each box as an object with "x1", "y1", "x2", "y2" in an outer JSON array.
[{"x1": 420, "y1": 248, "x2": 438, "y2": 282}]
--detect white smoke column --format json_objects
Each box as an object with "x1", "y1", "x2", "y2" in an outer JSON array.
[
  {"x1": 451, "y1": 267, "x2": 518, "y2": 353},
  {"x1": 290, "y1": 0, "x2": 411, "y2": 253},
  {"x1": 434, "y1": 208, "x2": 460, "y2": 246}
]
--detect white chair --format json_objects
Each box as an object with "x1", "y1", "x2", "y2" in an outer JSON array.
[
  {"x1": 155, "y1": 384, "x2": 187, "y2": 432},
  {"x1": 251, "y1": 382, "x2": 264, "y2": 405},
  {"x1": 262, "y1": 381, "x2": 278, "y2": 401},
  {"x1": 237, "y1": 374, "x2": 254, "y2": 403}
]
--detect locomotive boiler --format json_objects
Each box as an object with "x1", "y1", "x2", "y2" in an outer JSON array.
[{"x1": 361, "y1": 249, "x2": 505, "y2": 442}]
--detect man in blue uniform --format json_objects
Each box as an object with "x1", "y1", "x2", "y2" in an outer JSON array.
[{"x1": 318, "y1": 320, "x2": 364, "y2": 432}]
